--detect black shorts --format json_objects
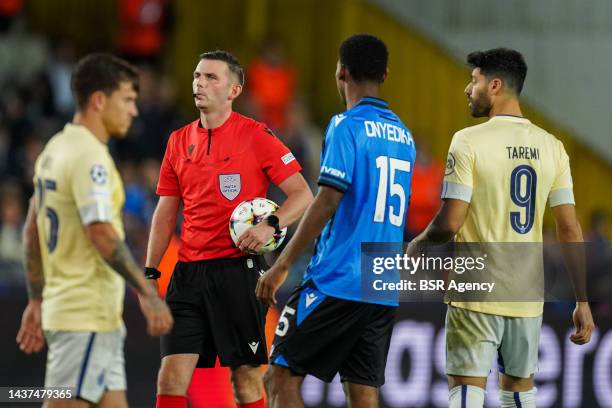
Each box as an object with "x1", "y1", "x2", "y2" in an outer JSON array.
[
  {"x1": 269, "y1": 281, "x2": 396, "y2": 387},
  {"x1": 161, "y1": 256, "x2": 269, "y2": 367}
]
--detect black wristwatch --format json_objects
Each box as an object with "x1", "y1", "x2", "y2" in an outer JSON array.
[
  {"x1": 265, "y1": 215, "x2": 282, "y2": 237},
  {"x1": 144, "y1": 267, "x2": 162, "y2": 280}
]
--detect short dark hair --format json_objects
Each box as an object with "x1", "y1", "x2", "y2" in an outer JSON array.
[
  {"x1": 71, "y1": 53, "x2": 139, "y2": 110},
  {"x1": 467, "y1": 48, "x2": 527, "y2": 95},
  {"x1": 339, "y1": 33, "x2": 388, "y2": 83},
  {"x1": 199, "y1": 50, "x2": 245, "y2": 86}
]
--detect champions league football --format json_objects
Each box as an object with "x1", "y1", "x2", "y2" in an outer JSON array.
[{"x1": 229, "y1": 198, "x2": 287, "y2": 253}]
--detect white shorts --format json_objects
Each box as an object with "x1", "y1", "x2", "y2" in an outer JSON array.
[
  {"x1": 44, "y1": 325, "x2": 126, "y2": 403},
  {"x1": 445, "y1": 305, "x2": 542, "y2": 378}
]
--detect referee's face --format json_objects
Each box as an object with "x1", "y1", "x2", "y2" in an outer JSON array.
[{"x1": 193, "y1": 59, "x2": 240, "y2": 112}]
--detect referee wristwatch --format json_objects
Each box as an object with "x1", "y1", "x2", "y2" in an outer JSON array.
[
  {"x1": 144, "y1": 267, "x2": 161, "y2": 280},
  {"x1": 265, "y1": 215, "x2": 282, "y2": 237}
]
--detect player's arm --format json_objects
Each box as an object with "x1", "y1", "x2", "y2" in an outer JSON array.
[
  {"x1": 410, "y1": 198, "x2": 470, "y2": 246},
  {"x1": 237, "y1": 173, "x2": 313, "y2": 253},
  {"x1": 23, "y1": 197, "x2": 44, "y2": 300},
  {"x1": 145, "y1": 195, "x2": 180, "y2": 270},
  {"x1": 87, "y1": 222, "x2": 153, "y2": 293},
  {"x1": 16, "y1": 197, "x2": 45, "y2": 354},
  {"x1": 552, "y1": 204, "x2": 594, "y2": 345},
  {"x1": 409, "y1": 132, "x2": 472, "y2": 252},
  {"x1": 256, "y1": 186, "x2": 342, "y2": 306},
  {"x1": 86, "y1": 222, "x2": 173, "y2": 336}
]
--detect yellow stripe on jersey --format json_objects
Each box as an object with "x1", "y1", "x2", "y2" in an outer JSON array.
[
  {"x1": 441, "y1": 115, "x2": 574, "y2": 317},
  {"x1": 34, "y1": 124, "x2": 125, "y2": 331}
]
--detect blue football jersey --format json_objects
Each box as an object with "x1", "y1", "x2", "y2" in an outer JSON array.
[{"x1": 303, "y1": 97, "x2": 416, "y2": 306}]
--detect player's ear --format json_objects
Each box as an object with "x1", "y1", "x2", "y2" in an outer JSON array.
[
  {"x1": 89, "y1": 90, "x2": 107, "y2": 112},
  {"x1": 338, "y1": 64, "x2": 348, "y2": 82},
  {"x1": 382, "y1": 67, "x2": 389, "y2": 83},
  {"x1": 489, "y1": 78, "x2": 503, "y2": 95}
]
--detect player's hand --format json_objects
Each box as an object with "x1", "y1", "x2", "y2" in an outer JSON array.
[
  {"x1": 16, "y1": 299, "x2": 45, "y2": 354},
  {"x1": 570, "y1": 302, "x2": 595, "y2": 345},
  {"x1": 405, "y1": 240, "x2": 419, "y2": 258},
  {"x1": 237, "y1": 223, "x2": 275, "y2": 254},
  {"x1": 405, "y1": 234, "x2": 427, "y2": 259},
  {"x1": 256, "y1": 264, "x2": 289, "y2": 307},
  {"x1": 139, "y1": 293, "x2": 173, "y2": 337}
]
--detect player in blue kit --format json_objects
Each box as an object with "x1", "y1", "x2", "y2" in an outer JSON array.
[{"x1": 256, "y1": 34, "x2": 416, "y2": 408}]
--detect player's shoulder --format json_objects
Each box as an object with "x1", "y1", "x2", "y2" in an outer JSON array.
[
  {"x1": 453, "y1": 120, "x2": 492, "y2": 139},
  {"x1": 527, "y1": 121, "x2": 563, "y2": 145},
  {"x1": 51, "y1": 124, "x2": 109, "y2": 160},
  {"x1": 325, "y1": 111, "x2": 354, "y2": 138}
]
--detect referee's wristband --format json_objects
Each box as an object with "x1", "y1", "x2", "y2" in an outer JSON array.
[{"x1": 144, "y1": 267, "x2": 161, "y2": 280}]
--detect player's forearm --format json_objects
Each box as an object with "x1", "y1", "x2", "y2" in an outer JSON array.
[
  {"x1": 556, "y1": 221, "x2": 587, "y2": 301},
  {"x1": 105, "y1": 239, "x2": 156, "y2": 297},
  {"x1": 275, "y1": 194, "x2": 336, "y2": 269},
  {"x1": 86, "y1": 223, "x2": 156, "y2": 298},
  {"x1": 413, "y1": 200, "x2": 467, "y2": 244},
  {"x1": 415, "y1": 220, "x2": 456, "y2": 244},
  {"x1": 274, "y1": 187, "x2": 313, "y2": 228},
  {"x1": 145, "y1": 200, "x2": 178, "y2": 268},
  {"x1": 22, "y1": 199, "x2": 44, "y2": 300}
]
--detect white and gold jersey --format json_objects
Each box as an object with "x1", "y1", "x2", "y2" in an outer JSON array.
[
  {"x1": 34, "y1": 124, "x2": 126, "y2": 331},
  {"x1": 442, "y1": 115, "x2": 574, "y2": 317}
]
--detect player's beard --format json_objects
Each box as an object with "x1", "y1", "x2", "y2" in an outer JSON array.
[{"x1": 469, "y1": 92, "x2": 492, "y2": 117}]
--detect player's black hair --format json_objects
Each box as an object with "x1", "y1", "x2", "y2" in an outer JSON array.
[
  {"x1": 467, "y1": 48, "x2": 527, "y2": 95},
  {"x1": 339, "y1": 33, "x2": 388, "y2": 83},
  {"x1": 199, "y1": 50, "x2": 245, "y2": 86},
  {"x1": 71, "y1": 53, "x2": 139, "y2": 111}
]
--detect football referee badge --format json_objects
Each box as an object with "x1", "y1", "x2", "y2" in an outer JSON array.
[
  {"x1": 219, "y1": 174, "x2": 241, "y2": 200},
  {"x1": 90, "y1": 164, "x2": 108, "y2": 185}
]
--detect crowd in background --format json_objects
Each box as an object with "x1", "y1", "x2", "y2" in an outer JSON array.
[{"x1": 0, "y1": 2, "x2": 609, "y2": 315}]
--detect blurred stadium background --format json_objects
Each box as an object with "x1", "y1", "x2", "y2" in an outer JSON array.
[{"x1": 0, "y1": 0, "x2": 610, "y2": 407}]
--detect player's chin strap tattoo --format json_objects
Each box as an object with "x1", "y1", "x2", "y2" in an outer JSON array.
[{"x1": 23, "y1": 199, "x2": 44, "y2": 301}]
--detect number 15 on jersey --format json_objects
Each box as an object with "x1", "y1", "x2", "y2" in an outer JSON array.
[{"x1": 374, "y1": 156, "x2": 411, "y2": 227}]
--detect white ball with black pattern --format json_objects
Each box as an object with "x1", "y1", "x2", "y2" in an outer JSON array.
[{"x1": 229, "y1": 198, "x2": 287, "y2": 254}]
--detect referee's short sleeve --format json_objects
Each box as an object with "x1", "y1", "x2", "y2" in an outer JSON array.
[
  {"x1": 254, "y1": 126, "x2": 302, "y2": 186},
  {"x1": 157, "y1": 133, "x2": 180, "y2": 196}
]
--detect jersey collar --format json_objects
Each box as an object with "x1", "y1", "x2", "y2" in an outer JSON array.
[
  {"x1": 491, "y1": 114, "x2": 530, "y2": 123},
  {"x1": 197, "y1": 111, "x2": 237, "y2": 133},
  {"x1": 355, "y1": 96, "x2": 388, "y2": 109}
]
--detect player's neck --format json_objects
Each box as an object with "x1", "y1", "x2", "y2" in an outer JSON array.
[
  {"x1": 345, "y1": 84, "x2": 381, "y2": 110},
  {"x1": 489, "y1": 97, "x2": 523, "y2": 118},
  {"x1": 72, "y1": 112, "x2": 110, "y2": 144},
  {"x1": 199, "y1": 107, "x2": 232, "y2": 129}
]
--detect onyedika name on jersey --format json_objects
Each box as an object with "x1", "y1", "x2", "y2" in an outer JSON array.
[
  {"x1": 506, "y1": 146, "x2": 540, "y2": 160},
  {"x1": 364, "y1": 121, "x2": 412, "y2": 145}
]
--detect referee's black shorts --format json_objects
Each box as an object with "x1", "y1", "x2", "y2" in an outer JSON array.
[{"x1": 160, "y1": 256, "x2": 269, "y2": 367}]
